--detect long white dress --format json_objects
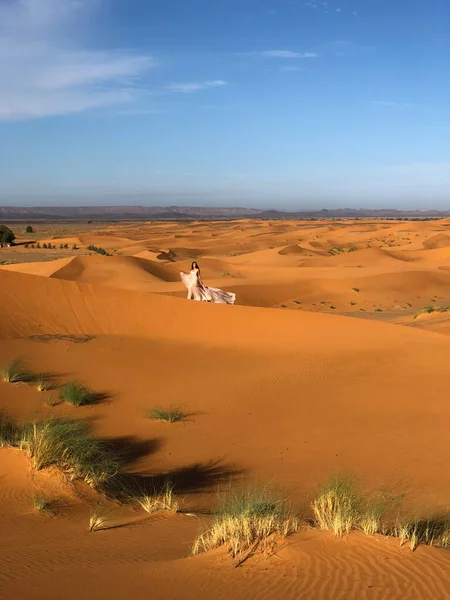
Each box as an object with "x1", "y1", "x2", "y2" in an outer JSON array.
[{"x1": 180, "y1": 268, "x2": 236, "y2": 305}]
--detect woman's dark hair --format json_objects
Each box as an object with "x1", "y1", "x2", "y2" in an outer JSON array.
[{"x1": 191, "y1": 261, "x2": 199, "y2": 270}]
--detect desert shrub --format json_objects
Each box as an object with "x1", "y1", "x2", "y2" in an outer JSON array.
[
  {"x1": 147, "y1": 406, "x2": 187, "y2": 423},
  {"x1": 59, "y1": 382, "x2": 96, "y2": 406},
  {"x1": 192, "y1": 487, "x2": 299, "y2": 565},
  {"x1": 0, "y1": 224, "x2": 15, "y2": 247},
  {"x1": 0, "y1": 358, "x2": 34, "y2": 384},
  {"x1": 26, "y1": 225, "x2": 34, "y2": 233},
  {"x1": 36, "y1": 242, "x2": 41, "y2": 248},
  {"x1": 87, "y1": 245, "x2": 109, "y2": 256},
  {"x1": 42, "y1": 243, "x2": 47, "y2": 249},
  {"x1": 24, "y1": 242, "x2": 29, "y2": 248},
  {"x1": 72, "y1": 244, "x2": 77, "y2": 250},
  {"x1": 19, "y1": 418, "x2": 123, "y2": 487}
]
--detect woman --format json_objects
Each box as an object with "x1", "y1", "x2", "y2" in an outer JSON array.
[{"x1": 180, "y1": 262, "x2": 236, "y2": 304}]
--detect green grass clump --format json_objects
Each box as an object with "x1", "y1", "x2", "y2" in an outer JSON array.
[
  {"x1": 0, "y1": 358, "x2": 33, "y2": 384},
  {"x1": 312, "y1": 477, "x2": 361, "y2": 536},
  {"x1": 59, "y1": 382, "x2": 96, "y2": 406},
  {"x1": 0, "y1": 411, "x2": 20, "y2": 447},
  {"x1": 192, "y1": 487, "x2": 299, "y2": 565},
  {"x1": 32, "y1": 495, "x2": 56, "y2": 515},
  {"x1": 19, "y1": 418, "x2": 123, "y2": 488},
  {"x1": 147, "y1": 406, "x2": 187, "y2": 423}
]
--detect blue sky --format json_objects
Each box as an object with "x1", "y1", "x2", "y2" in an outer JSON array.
[{"x1": 0, "y1": 0, "x2": 449, "y2": 209}]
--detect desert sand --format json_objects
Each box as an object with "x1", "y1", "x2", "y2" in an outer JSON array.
[{"x1": 2, "y1": 218, "x2": 450, "y2": 599}]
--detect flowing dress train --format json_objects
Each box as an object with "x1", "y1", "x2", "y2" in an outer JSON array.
[{"x1": 180, "y1": 268, "x2": 236, "y2": 305}]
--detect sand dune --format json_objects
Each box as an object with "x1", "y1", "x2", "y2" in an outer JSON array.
[{"x1": 2, "y1": 218, "x2": 450, "y2": 599}]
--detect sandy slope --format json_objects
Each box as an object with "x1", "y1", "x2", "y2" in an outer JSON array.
[{"x1": 2, "y1": 219, "x2": 450, "y2": 599}]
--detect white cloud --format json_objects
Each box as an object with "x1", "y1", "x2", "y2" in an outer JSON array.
[
  {"x1": 0, "y1": 0, "x2": 157, "y2": 120},
  {"x1": 280, "y1": 66, "x2": 303, "y2": 72},
  {"x1": 261, "y1": 50, "x2": 318, "y2": 58},
  {"x1": 164, "y1": 80, "x2": 227, "y2": 93}
]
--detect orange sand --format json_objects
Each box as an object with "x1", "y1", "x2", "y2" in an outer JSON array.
[{"x1": 2, "y1": 218, "x2": 450, "y2": 599}]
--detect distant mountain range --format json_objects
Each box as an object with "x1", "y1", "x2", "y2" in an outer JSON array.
[{"x1": 1, "y1": 206, "x2": 449, "y2": 221}]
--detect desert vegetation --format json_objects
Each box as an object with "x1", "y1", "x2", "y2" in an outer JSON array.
[
  {"x1": 192, "y1": 487, "x2": 299, "y2": 566},
  {"x1": 147, "y1": 406, "x2": 187, "y2": 423}
]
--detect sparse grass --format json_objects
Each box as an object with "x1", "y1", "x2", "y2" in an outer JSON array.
[
  {"x1": 59, "y1": 382, "x2": 97, "y2": 406},
  {"x1": 45, "y1": 396, "x2": 59, "y2": 407},
  {"x1": 352, "y1": 287, "x2": 360, "y2": 293},
  {"x1": 89, "y1": 504, "x2": 110, "y2": 532},
  {"x1": 33, "y1": 374, "x2": 53, "y2": 392},
  {"x1": 192, "y1": 487, "x2": 299, "y2": 565},
  {"x1": 0, "y1": 411, "x2": 19, "y2": 447},
  {"x1": 392, "y1": 515, "x2": 450, "y2": 551},
  {"x1": 147, "y1": 406, "x2": 187, "y2": 423},
  {"x1": 32, "y1": 494, "x2": 56, "y2": 515},
  {"x1": 0, "y1": 358, "x2": 34, "y2": 384},
  {"x1": 138, "y1": 480, "x2": 180, "y2": 514},
  {"x1": 19, "y1": 418, "x2": 123, "y2": 488},
  {"x1": 414, "y1": 305, "x2": 448, "y2": 319}
]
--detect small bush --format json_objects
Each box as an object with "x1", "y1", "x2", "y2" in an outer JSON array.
[
  {"x1": 147, "y1": 406, "x2": 187, "y2": 423},
  {"x1": 25, "y1": 225, "x2": 34, "y2": 234},
  {"x1": 43, "y1": 243, "x2": 47, "y2": 249},
  {"x1": 352, "y1": 287, "x2": 360, "y2": 293},
  {"x1": 36, "y1": 242, "x2": 41, "y2": 248},
  {"x1": 0, "y1": 358, "x2": 33, "y2": 384},
  {"x1": 24, "y1": 242, "x2": 29, "y2": 248},
  {"x1": 87, "y1": 245, "x2": 109, "y2": 256},
  {"x1": 59, "y1": 382, "x2": 96, "y2": 406},
  {"x1": 192, "y1": 487, "x2": 299, "y2": 565},
  {"x1": 72, "y1": 244, "x2": 78, "y2": 250}
]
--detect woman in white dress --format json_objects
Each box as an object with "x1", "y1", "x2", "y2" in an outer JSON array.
[{"x1": 180, "y1": 262, "x2": 236, "y2": 305}]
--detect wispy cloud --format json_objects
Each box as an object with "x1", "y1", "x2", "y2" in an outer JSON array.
[
  {"x1": 0, "y1": 0, "x2": 156, "y2": 120},
  {"x1": 260, "y1": 50, "x2": 318, "y2": 58},
  {"x1": 163, "y1": 80, "x2": 227, "y2": 93}
]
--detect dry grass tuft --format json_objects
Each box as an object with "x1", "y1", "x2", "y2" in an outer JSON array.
[
  {"x1": 192, "y1": 487, "x2": 299, "y2": 566},
  {"x1": 392, "y1": 515, "x2": 450, "y2": 551},
  {"x1": 138, "y1": 480, "x2": 180, "y2": 514},
  {"x1": 312, "y1": 477, "x2": 361, "y2": 536},
  {"x1": 89, "y1": 504, "x2": 110, "y2": 532}
]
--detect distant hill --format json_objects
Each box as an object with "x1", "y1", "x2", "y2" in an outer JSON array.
[{"x1": 1, "y1": 205, "x2": 450, "y2": 221}]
